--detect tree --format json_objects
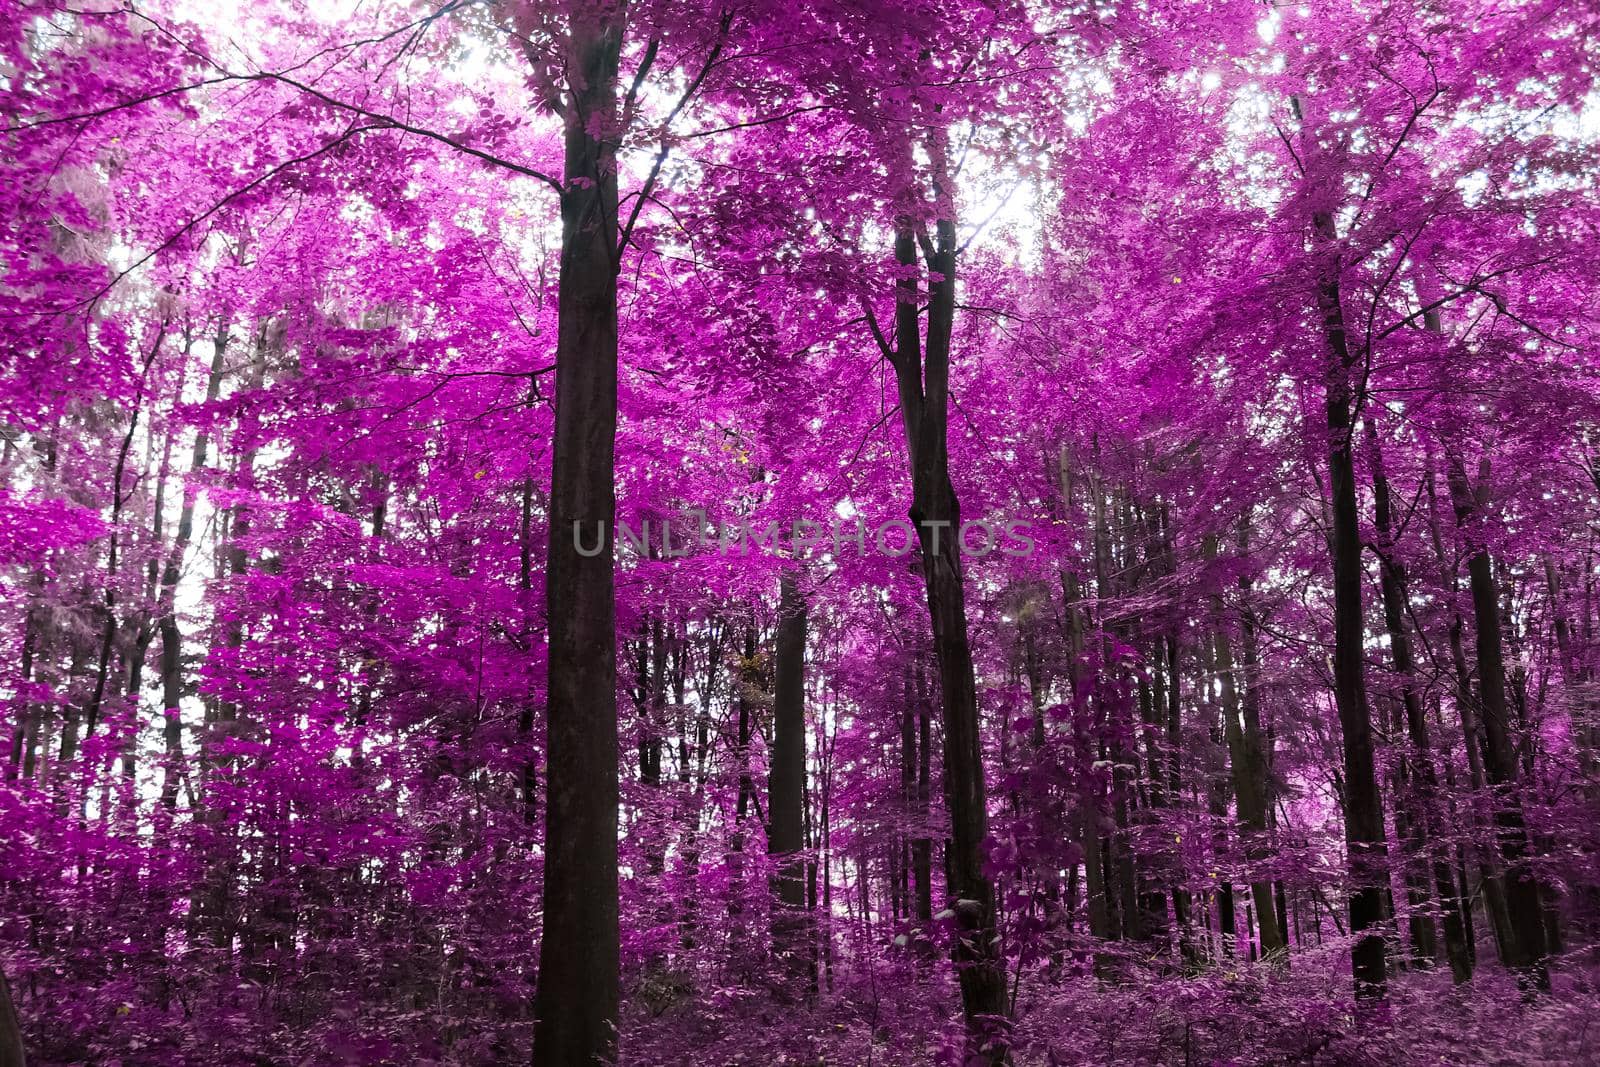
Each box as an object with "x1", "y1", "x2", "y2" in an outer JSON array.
[
  {"x1": 4, "y1": 1, "x2": 1600, "y2": 1064},
  {"x1": 529, "y1": 5, "x2": 625, "y2": 1061}
]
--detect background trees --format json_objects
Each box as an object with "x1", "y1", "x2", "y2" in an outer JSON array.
[{"x1": 3, "y1": 0, "x2": 1600, "y2": 1063}]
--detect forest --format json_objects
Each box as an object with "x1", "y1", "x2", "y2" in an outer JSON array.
[{"x1": 1, "y1": 0, "x2": 1599, "y2": 1063}]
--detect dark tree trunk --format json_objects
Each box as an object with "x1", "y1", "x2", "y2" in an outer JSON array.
[
  {"x1": 1158, "y1": 617, "x2": 1200, "y2": 966},
  {"x1": 900, "y1": 666, "x2": 917, "y2": 925},
  {"x1": 1313, "y1": 230, "x2": 1388, "y2": 1001},
  {"x1": 532, "y1": 8, "x2": 623, "y2": 1062},
  {"x1": 1218, "y1": 883, "x2": 1237, "y2": 959},
  {"x1": 647, "y1": 613, "x2": 666, "y2": 789},
  {"x1": 769, "y1": 574, "x2": 809, "y2": 968},
  {"x1": 734, "y1": 624, "x2": 758, "y2": 856},
  {"x1": 73, "y1": 325, "x2": 165, "y2": 797},
  {"x1": 1365, "y1": 418, "x2": 1472, "y2": 982},
  {"x1": 519, "y1": 466, "x2": 539, "y2": 825},
  {"x1": 1548, "y1": 558, "x2": 1599, "y2": 782},
  {"x1": 1446, "y1": 455, "x2": 1550, "y2": 991},
  {"x1": 1425, "y1": 455, "x2": 1517, "y2": 964},
  {"x1": 0, "y1": 963, "x2": 23, "y2": 1067},
  {"x1": 913, "y1": 662, "x2": 934, "y2": 927},
  {"x1": 1136, "y1": 500, "x2": 1197, "y2": 964},
  {"x1": 1209, "y1": 533, "x2": 1285, "y2": 958},
  {"x1": 1199, "y1": 631, "x2": 1235, "y2": 962},
  {"x1": 880, "y1": 149, "x2": 1007, "y2": 1056},
  {"x1": 9, "y1": 595, "x2": 41, "y2": 782},
  {"x1": 1292, "y1": 92, "x2": 1389, "y2": 998}
]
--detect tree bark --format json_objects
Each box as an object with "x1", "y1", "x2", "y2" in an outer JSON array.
[
  {"x1": 913, "y1": 661, "x2": 934, "y2": 927},
  {"x1": 1364, "y1": 418, "x2": 1472, "y2": 982},
  {"x1": 1311, "y1": 215, "x2": 1389, "y2": 1001},
  {"x1": 0, "y1": 964, "x2": 23, "y2": 1067},
  {"x1": 882, "y1": 143, "x2": 1007, "y2": 1056},
  {"x1": 1425, "y1": 454, "x2": 1517, "y2": 964},
  {"x1": 1446, "y1": 455, "x2": 1550, "y2": 990},
  {"x1": 1208, "y1": 533, "x2": 1286, "y2": 958},
  {"x1": 769, "y1": 574, "x2": 809, "y2": 968},
  {"x1": 157, "y1": 315, "x2": 231, "y2": 810},
  {"x1": 532, "y1": 7, "x2": 623, "y2": 1062}
]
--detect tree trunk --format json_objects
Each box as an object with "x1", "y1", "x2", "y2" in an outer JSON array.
[
  {"x1": 1313, "y1": 221, "x2": 1388, "y2": 1000},
  {"x1": 913, "y1": 661, "x2": 934, "y2": 928},
  {"x1": 769, "y1": 574, "x2": 809, "y2": 971},
  {"x1": 1365, "y1": 418, "x2": 1472, "y2": 982},
  {"x1": 1446, "y1": 454, "x2": 1550, "y2": 990},
  {"x1": 1425, "y1": 454, "x2": 1517, "y2": 965},
  {"x1": 157, "y1": 315, "x2": 231, "y2": 810},
  {"x1": 884, "y1": 145, "x2": 1007, "y2": 1056},
  {"x1": 532, "y1": 7, "x2": 623, "y2": 1062},
  {"x1": 0, "y1": 964, "x2": 23, "y2": 1067},
  {"x1": 1163, "y1": 630, "x2": 1198, "y2": 967},
  {"x1": 1209, "y1": 533, "x2": 1285, "y2": 958}
]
